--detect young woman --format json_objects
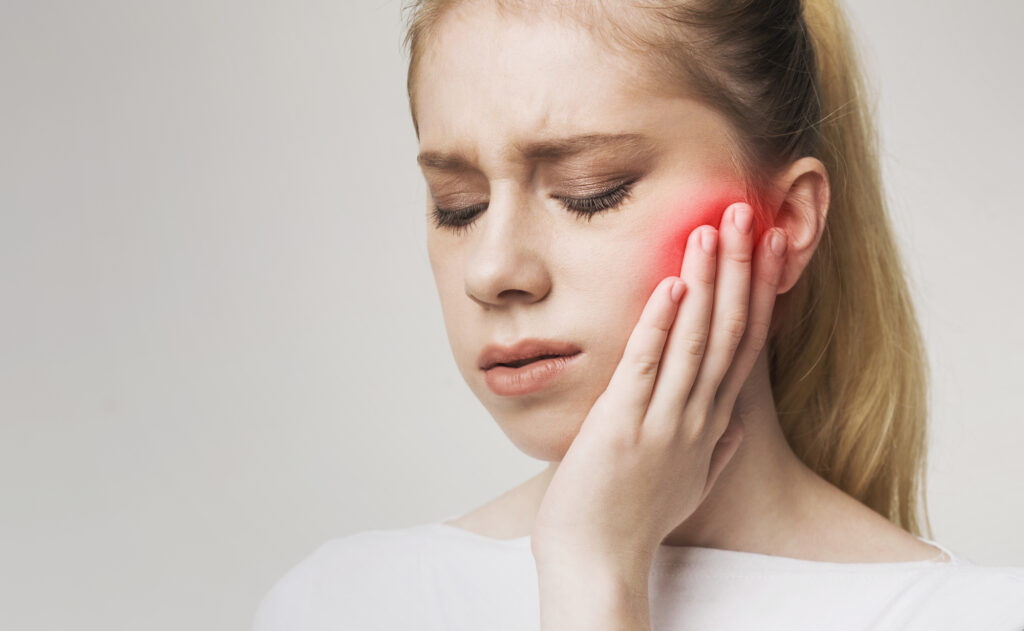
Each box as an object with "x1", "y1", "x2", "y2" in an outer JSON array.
[{"x1": 254, "y1": 0, "x2": 1024, "y2": 629}]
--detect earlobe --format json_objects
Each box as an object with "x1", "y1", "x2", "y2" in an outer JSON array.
[{"x1": 770, "y1": 157, "x2": 830, "y2": 294}]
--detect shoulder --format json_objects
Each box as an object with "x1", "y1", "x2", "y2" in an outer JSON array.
[
  {"x1": 892, "y1": 558, "x2": 1024, "y2": 631},
  {"x1": 939, "y1": 559, "x2": 1024, "y2": 599},
  {"x1": 252, "y1": 527, "x2": 434, "y2": 631}
]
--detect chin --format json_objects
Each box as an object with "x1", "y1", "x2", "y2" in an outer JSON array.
[
  {"x1": 465, "y1": 354, "x2": 609, "y2": 461},
  {"x1": 492, "y1": 407, "x2": 585, "y2": 462}
]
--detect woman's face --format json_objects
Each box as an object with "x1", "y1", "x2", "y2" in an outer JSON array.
[{"x1": 414, "y1": 5, "x2": 750, "y2": 461}]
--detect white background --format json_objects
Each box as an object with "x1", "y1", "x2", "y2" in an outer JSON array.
[{"x1": 1, "y1": 1, "x2": 1022, "y2": 629}]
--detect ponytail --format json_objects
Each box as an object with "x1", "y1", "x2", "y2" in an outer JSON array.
[{"x1": 771, "y1": 0, "x2": 932, "y2": 536}]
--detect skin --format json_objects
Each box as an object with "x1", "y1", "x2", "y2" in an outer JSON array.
[{"x1": 412, "y1": 4, "x2": 945, "y2": 623}]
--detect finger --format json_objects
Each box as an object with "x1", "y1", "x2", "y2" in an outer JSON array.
[
  {"x1": 700, "y1": 415, "x2": 744, "y2": 504},
  {"x1": 643, "y1": 224, "x2": 717, "y2": 435},
  {"x1": 715, "y1": 227, "x2": 787, "y2": 407},
  {"x1": 600, "y1": 275, "x2": 686, "y2": 424},
  {"x1": 688, "y1": 202, "x2": 755, "y2": 417}
]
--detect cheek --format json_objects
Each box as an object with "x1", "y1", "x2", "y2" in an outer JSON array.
[
  {"x1": 587, "y1": 188, "x2": 744, "y2": 370},
  {"x1": 645, "y1": 188, "x2": 746, "y2": 281}
]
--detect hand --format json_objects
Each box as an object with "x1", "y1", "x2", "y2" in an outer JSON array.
[{"x1": 530, "y1": 202, "x2": 788, "y2": 579}]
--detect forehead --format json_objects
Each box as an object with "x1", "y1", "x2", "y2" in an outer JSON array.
[{"x1": 412, "y1": 2, "x2": 674, "y2": 166}]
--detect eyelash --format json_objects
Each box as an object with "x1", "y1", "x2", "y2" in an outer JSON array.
[{"x1": 429, "y1": 180, "x2": 637, "y2": 236}]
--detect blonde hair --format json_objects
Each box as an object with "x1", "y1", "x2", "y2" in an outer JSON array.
[{"x1": 401, "y1": 0, "x2": 932, "y2": 538}]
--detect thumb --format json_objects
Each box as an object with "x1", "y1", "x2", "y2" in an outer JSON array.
[{"x1": 703, "y1": 416, "x2": 745, "y2": 495}]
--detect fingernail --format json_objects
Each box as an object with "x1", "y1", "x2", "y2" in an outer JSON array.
[
  {"x1": 670, "y1": 279, "x2": 685, "y2": 302},
  {"x1": 732, "y1": 204, "x2": 752, "y2": 234},
  {"x1": 770, "y1": 230, "x2": 788, "y2": 257},
  {"x1": 701, "y1": 228, "x2": 717, "y2": 254}
]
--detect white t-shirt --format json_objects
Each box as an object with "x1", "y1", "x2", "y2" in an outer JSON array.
[{"x1": 253, "y1": 518, "x2": 1024, "y2": 630}]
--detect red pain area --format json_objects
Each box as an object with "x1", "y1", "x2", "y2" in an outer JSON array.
[{"x1": 649, "y1": 191, "x2": 768, "y2": 281}]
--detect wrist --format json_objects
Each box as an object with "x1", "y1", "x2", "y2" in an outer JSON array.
[
  {"x1": 532, "y1": 536, "x2": 655, "y2": 585},
  {"x1": 534, "y1": 553, "x2": 651, "y2": 631}
]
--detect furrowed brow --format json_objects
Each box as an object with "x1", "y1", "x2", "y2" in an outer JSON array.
[
  {"x1": 416, "y1": 132, "x2": 655, "y2": 171},
  {"x1": 512, "y1": 133, "x2": 653, "y2": 163}
]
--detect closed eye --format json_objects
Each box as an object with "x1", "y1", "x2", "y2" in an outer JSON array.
[{"x1": 429, "y1": 178, "x2": 638, "y2": 235}]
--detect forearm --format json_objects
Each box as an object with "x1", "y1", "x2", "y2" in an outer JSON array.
[{"x1": 535, "y1": 558, "x2": 651, "y2": 631}]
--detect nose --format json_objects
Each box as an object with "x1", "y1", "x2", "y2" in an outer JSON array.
[{"x1": 463, "y1": 189, "x2": 552, "y2": 309}]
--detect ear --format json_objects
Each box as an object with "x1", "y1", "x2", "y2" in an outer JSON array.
[{"x1": 765, "y1": 157, "x2": 830, "y2": 294}]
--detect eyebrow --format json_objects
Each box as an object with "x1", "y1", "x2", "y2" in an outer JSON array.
[{"x1": 416, "y1": 132, "x2": 656, "y2": 171}]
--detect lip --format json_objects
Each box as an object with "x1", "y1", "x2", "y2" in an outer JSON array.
[
  {"x1": 478, "y1": 338, "x2": 583, "y2": 398},
  {"x1": 477, "y1": 338, "x2": 583, "y2": 371},
  {"x1": 482, "y1": 352, "x2": 583, "y2": 397}
]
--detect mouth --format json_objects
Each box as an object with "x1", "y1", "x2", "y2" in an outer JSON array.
[
  {"x1": 477, "y1": 339, "x2": 583, "y2": 371},
  {"x1": 481, "y1": 350, "x2": 584, "y2": 397},
  {"x1": 491, "y1": 352, "x2": 580, "y2": 369}
]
